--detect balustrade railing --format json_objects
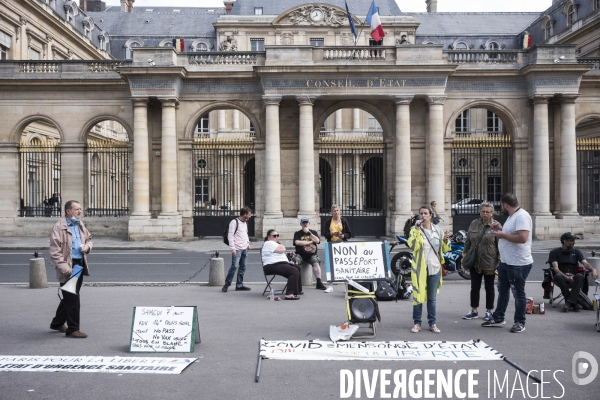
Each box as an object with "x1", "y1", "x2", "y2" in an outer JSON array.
[
  {"x1": 187, "y1": 52, "x2": 265, "y2": 66},
  {"x1": 19, "y1": 62, "x2": 59, "y2": 73},
  {"x1": 577, "y1": 57, "x2": 600, "y2": 70},
  {"x1": 445, "y1": 50, "x2": 520, "y2": 64},
  {"x1": 322, "y1": 47, "x2": 387, "y2": 61}
]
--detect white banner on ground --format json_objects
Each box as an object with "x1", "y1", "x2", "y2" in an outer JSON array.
[
  {"x1": 0, "y1": 355, "x2": 196, "y2": 374},
  {"x1": 260, "y1": 340, "x2": 503, "y2": 361}
]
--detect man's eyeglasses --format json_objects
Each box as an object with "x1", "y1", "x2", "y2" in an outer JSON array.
[{"x1": 271, "y1": 234, "x2": 279, "y2": 237}]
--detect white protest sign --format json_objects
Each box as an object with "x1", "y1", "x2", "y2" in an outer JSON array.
[
  {"x1": 129, "y1": 306, "x2": 200, "y2": 353},
  {"x1": 325, "y1": 241, "x2": 390, "y2": 282},
  {"x1": 0, "y1": 355, "x2": 196, "y2": 374},
  {"x1": 260, "y1": 340, "x2": 504, "y2": 361}
]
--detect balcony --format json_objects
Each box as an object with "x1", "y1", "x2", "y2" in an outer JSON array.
[
  {"x1": 0, "y1": 60, "x2": 132, "y2": 79},
  {"x1": 577, "y1": 58, "x2": 600, "y2": 75},
  {"x1": 444, "y1": 50, "x2": 523, "y2": 67}
]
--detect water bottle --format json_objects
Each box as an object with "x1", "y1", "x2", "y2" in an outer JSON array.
[{"x1": 270, "y1": 288, "x2": 275, "y2": 301}]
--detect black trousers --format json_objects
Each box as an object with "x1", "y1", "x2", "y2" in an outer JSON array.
[
  {"x1": 553, "y1": 273, "x2": 586, "y2": 306},
  {"x1": 263, "y1": 262, "x2": 302, "y2": 296},
  {"x1": 51, "y1": 266, "x2": 84, "y2": 335},
  {"x1": 470, "y1": 267, "x2": 496, "y2": 310}
]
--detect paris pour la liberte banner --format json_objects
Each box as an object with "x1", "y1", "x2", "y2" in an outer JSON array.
[
  {"x1": 260, "y1": 340, "x2": 504, "y2": 361},
  {"x1": 0, "y1": 355, "x2": 196, "y2": 374},
  {"x1": 325, "y1": 241, "x2": 391, "y2": 282}
]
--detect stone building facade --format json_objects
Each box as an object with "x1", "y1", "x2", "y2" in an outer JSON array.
[{"x1": 0, "y1": 0, "x2": 599, "y2": 240}]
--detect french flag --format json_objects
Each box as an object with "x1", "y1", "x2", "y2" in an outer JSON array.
[{"x1": 365, "y1": 1, "x2": 385, "y2": 42}]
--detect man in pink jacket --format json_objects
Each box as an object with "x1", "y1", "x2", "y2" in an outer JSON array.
[{"x1": 49, "y1": 200, "x2": 92, "y2": 338}]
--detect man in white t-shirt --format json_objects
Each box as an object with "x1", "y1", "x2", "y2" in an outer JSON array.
[
  {"x1": 481, "y1": 193, "x2": 533, "y2": 333},
  {"x1": 222, "y1": 207, "x2": 252, "y2": 292}
]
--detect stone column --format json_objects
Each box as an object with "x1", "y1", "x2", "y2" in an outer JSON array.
[
  {"x1": 263, "y1": 95, "x2": 283, "y2": 217},
  {"x1": 426, "y1": 96, "x2": 447, "y2": 216},
  {"x1": 218, "y1": 109, "x2": 226, "y2": 132},
  {"x1": 531, "y1": 95, "x2": 552, "y2": 215},
  {"x1": 233, "y1": 109, "x2": 240, "y2": 131},
  {"x1": 352, "y1": 108, "x2": 360, "y2": 131},
  {"x1": 160, "y1": 99, "x2": 178, "y2": 215},
  {"x1": 553, "y1": 104, "x2": 561, "y2": 215},
  {"x1": 336, "y1": 154, "x2": 343, "y2": 205},
  {"x1": 297, "y1": 96, "x2": 316, "y2": 216},
  {"x1": 558, "y1": 95, "x2": 579, "y2": 217},
  {"x1": 335, "y1": 109, "x2": 343, "y2": 131},
  {"x1": 392, "y1": 96, "x2": 414, "y2": 233},
  {"x1": 131, "y1": 99, "x2": 150, "y2": 216}
]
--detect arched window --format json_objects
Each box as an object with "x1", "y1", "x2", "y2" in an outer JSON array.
[
  {"x1": 98, "y1": 31, "x2": 109, "y2": 51},
  {"x1": 159, "y1": 39, "x2": 173, "y2": 47},
  {"x1": 545, "y1": 21, "x2": 553, "y2": 39},
  {"x1": 488, "y1": 42, "x2": 499, "y2": 50},
  {"x1": 63, "y1": 1, "x2": 79, "y2": 23},
  {"x1": 455, "y1": 42, "x2": 468, "y2": 50},
  {"x1": 124, "y1": 39, "x2": 144, "y2": 59},
  {"x1": 195, "y1": 43, "x2": 208, "y2": 52},
  {"x1": 82, "y1": 17, "x2": 95, "y2": 39}
]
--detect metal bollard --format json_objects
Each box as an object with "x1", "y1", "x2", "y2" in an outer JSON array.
[
  {"x1": 209, "y1": 257, "x2": 225, "y2": 286},
  {"x1": 301, "y1": 262, "x2": 313, "y2": 286},
  {"x1": 29, "y1": 258, "x2": 48, "y2": 289}
]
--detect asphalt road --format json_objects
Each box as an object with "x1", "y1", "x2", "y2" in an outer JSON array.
[{"x1": 0, "y1": 248, "x2": 585, "y2": 284}]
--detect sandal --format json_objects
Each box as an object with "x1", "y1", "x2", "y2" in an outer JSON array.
[
  {"x1": 284, "y1": 295, "x2": 301, "y2": 300},
  {"x1": 410, "y1": 324, "x2": 421, "y2": 333}
]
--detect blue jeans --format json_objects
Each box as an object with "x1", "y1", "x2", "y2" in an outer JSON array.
[
  {"x1": 225, "y1": 248, "x2": 248, "y2": 288},
  {"x1": 493, "y1": 262, "x2": 532, "y2": 325},
  {"x1": 412, "y1": 271, "x2": 441, "y2": 327}
]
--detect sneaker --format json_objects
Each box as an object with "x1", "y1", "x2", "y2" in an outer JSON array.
[
  {"x1": 429, "y1": 324, "x2": 441, "y2": 334},
  {"x1": 484, "y1": 311, "x2": 493, "y2": 321},
  {"x1": 324, "y1": 285, "x2": 333, "y2": 293},
  {"x1": 481, "y1": 318, "x2": 506, "y2": 327},
  {"x1": 462, "y1": 310, "x2": 479, "y2": 320},
  {"x1": 410, "y1": 324, "x2": 421, "y2": 333},
  {"x1": 510, "y1": 322, "x2": 526, "y2": 333}
]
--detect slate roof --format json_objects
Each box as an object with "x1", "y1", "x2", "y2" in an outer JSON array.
[
  {"x1": 409, "y1": 13, "x2": 540, "y2": 36},
  {"x1": 88, "y1": 8, "x2": 222, "y2": 36},
  {"x1": 228, "y1": 0, "x2": 401, "y2": 16}
]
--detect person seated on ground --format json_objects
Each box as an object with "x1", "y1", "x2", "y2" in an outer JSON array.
[
  {"x1": 293, "y1": 217, "x2": 327, "y2": 290},
  {"x1": 549, "y1": 232, "x2": 598, "y2": 312},
  {"x1": 261, "y1": 229, "x2": 302, "y2": 300}
]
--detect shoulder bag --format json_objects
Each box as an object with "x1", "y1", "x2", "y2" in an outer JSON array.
[{"x1": 462, "y1": 227, "x2": 488, "y2": 270}]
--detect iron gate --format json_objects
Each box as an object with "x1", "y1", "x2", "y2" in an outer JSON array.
[
  {"x1": 19, "y1": 141, "x2": 61, "y2": 217},
  {"x1": 319, "y1": 135, "x2": 386, "y2": 237},
  {"x1": 85, "y1": 139, "x2": 130, "y2": 217},
  {"x1": 192, "y1": 137, "x2": 255, "y2": 237},
  {"x1": 577, "y1": 137, "x2": 600, "y2": 216},
  {"x1": 451, "y1": 133, "x2": 513, "y2": 232}
]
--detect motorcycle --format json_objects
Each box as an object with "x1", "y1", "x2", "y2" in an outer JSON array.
[{"x1": 389, "y1": 230, "x2": 471, "y2": 280}]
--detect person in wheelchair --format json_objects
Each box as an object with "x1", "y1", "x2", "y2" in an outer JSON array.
[{"x1": 549, "y1": 232, "x2": 598, "y2": 312}]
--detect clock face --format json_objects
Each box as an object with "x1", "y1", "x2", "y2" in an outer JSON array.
[{"x1": 310, "y1": 9, "x2": 324, "y2": 22}]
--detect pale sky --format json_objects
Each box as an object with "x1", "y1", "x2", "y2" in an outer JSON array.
[{"x1": 109, "y1": 0, "x2": 553, "y2": 13}]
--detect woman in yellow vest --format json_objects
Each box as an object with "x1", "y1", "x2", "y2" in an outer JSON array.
[
  {"x1": 323, "y1": 204, "x2": 352, "y2": 293},
  {"x1": 408, "y1": 205, "x2": 450, "y2": 334}
]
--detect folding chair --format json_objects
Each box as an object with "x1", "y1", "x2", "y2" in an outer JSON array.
[
  {"x1": 262, "y1": 274, "x2": 288, "y2": 296},
  {"x1": 544, "y1": 262, "x2": 589, "y2": 308}
]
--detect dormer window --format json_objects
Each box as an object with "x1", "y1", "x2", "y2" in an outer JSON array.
[
  {"x1": 595, "y1": 0, "x2": 600, "y2": 11},
  {"x1": 82, "y1": 17, "x2": 95, "y2": 40},
  {"x1": 488, "y1": 42, "x2": 499, "y2": 50},
  {"x1": 567, "y1": 5, "x2": 576, "y2": 25},
  {"x1": 196, "y1": 43, "x2": 208, "y2": 52},
  {"x1": 254, "y1": 7, "x2": 263, "y2": 15},
  {"x1": 455, "y1": 42, "x2": 468, "y2": 50}
]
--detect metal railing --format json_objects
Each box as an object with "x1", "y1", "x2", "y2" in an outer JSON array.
[
  {"x1": 19, "y1": 141, "x2": 61, "y2": 217},
  {"x1": 577, "y1": 137, "x2": 600, "y2": 216},
  {"x1": 192, "y1": 137, "x2": 256, "y2": 216},
  {"x1": 86, "y1": 139, "x2": 130, "y2": 217}
]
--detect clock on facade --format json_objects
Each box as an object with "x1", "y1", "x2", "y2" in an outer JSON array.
[{"x1": 310, "y1": 8, "x2": 324, "y2": 22}]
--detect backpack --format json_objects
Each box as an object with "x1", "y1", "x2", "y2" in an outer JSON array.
[
  {"x1": 403, "y1": 214, "x2": 419, "y2": 238},
  {"x1": 577, "y1": 290, "x2": 593, "y2": 310},
  {"x1": 222, "y1": 218, "x2": 239, "y2": 245},
  {"x1": 375, "y1": 278, "x2": 398, "y2": 301}
]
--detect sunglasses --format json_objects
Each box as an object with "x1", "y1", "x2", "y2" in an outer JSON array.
[{"x1": 271, "y1": 234, "x2": 279, "y2": 237}]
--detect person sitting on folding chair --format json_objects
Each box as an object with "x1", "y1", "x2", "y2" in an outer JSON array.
[
  {"x1": 549, "y1": 232, "x2": 598, "y2": 312},
  {"x1": 261, "y1": 229, "x2": 303, "y2": 300}
]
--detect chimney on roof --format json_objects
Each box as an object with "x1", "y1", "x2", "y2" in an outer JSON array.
[
  {"x1": 87, "y1": 0, "x2": 106, "y2": 12},
  {"x1": 224, "y1": 1, "x2": 234, "y2": 14},
  {"x1": 426, "y1": 0, "x2": 437, "y2": 13},
  {"x1": 79, "y1": 0, "x2": 87, "y2": 12},
  {"x1": 120, "y1": 0, "x2": 134, "y2": 12}
]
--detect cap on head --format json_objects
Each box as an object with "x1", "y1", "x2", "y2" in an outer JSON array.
[
  {"x1": 560, "y1": 232, "x2": 577, "y2": 243},
  {"x1": 300, "y1": 217, "x2": 310, "y2": 223}
]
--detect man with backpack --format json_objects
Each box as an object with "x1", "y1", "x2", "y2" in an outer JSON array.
[
  {"x1": 549, "y1": 232, "x2": 598, "y2": 312},
  {"x1": 222, "y1": 207, "x2": 252, "y2": 292}
]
